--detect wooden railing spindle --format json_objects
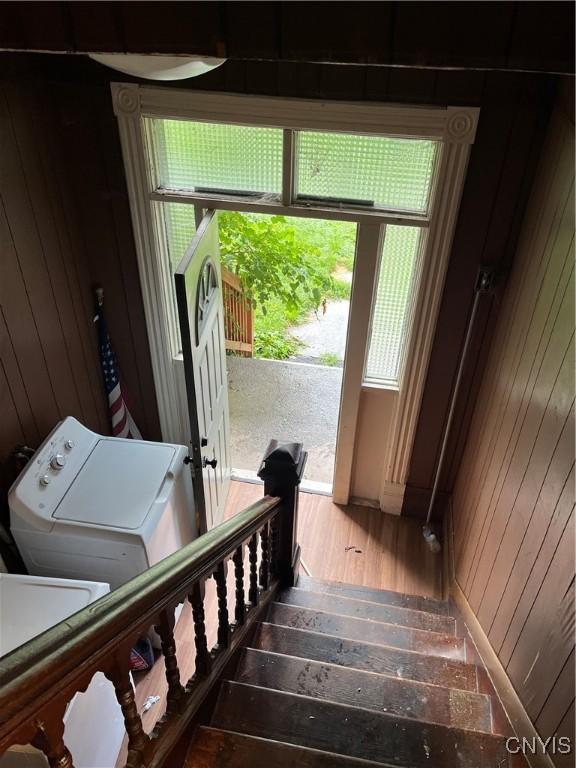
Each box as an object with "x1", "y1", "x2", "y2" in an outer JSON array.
[
  {"x1": 248, "y1": 532, "x2": 259, "y2": 606},
  {"x1": 233, "y1": 544, "x2": 246, "y2": 625},
  {"x1": 270, "y1": 515, "x2": 280, "y2": 577},
  {"x1": 31, "y1": 713, "x2": 74, "y2": 768},
  {"x1": 213, "y1": 560, "x2": 231, "y2": 648},
  {"x1": 106, "y1": 658, "x2": 150, "y2": 760},
  {"x1": 189, "y1": 581, "x2": 212, "y2": 676},
  {"x1": 154, "y1": 608, "x2": 185, "y2": 713},
  {"x1": 259, "y1": 520, "x2": 271, "y2": 591}
]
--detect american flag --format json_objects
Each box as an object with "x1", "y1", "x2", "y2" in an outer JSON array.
[{"x1": 94, "y1": 302, "x2": 142, "y2": 440}]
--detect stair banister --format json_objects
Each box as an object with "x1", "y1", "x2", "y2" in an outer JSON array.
[{"x1": 0, "y1": 441, "x2": 305, "y2": 768}]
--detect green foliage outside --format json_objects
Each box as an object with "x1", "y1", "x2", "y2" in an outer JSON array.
[
  {"x1": 219, "y1": 212, "x2": 355, "y2": 359},
  {"x1": 319, "y1": 352, "x2": 342, "y2": 367}
]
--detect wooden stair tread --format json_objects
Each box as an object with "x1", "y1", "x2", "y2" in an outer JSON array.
[
  {"x1": 186, "y1": 727, "x2": 394, "y2": 767},
  {"x1": 237, "y1": 648, "x2": 493, "y2": 733},
  {"x1": 297, "y1": 575, "x2": 449, "y2": 615},
  {"x1": 254, "y1": 622, "x2": 478, "y2": 691},
  {"x1": 267, "y1": 602, "x2": 465, "y2": 660},
  {"x1": 279, "y1": 588, "x2": 455, "y2": 635},
  {"x1": 211, "y1": 681, "x2": 510, "y2": 767}
]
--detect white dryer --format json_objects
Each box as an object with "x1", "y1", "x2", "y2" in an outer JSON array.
[{"x1": 10, "y1": 417, "x2": 196, "y2": 589}]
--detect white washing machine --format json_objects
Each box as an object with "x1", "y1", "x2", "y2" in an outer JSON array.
[{"x1": 9, "y1": 417, "x2": 196, "y2": 589}]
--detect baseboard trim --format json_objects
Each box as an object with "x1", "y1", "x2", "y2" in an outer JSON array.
[
  {"x1": 445, "y1": 510, "x2": 555, "y2": 768},
  {"x1": 349, "y1": 496, "x2": 380, "y2": 510},
  {"x1": 378, "y1": 481, "x2": 405, "y2": 515}
]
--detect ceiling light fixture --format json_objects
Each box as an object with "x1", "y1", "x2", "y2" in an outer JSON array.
[{"x1": 88, "y1": 53, "x2": 226, "y2": 81}]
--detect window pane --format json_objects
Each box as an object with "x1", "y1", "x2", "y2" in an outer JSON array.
[
  {"x1": 159, "y1": 202, "x2": 197, "y2": 271},
  {"x1": 297, "y1": 132, "x2": 437, "y2": 213},
  {"x1": 365, "y1": 226, "x2": 421, "y2": 384},
  {"x1": 149, "y1": 119, "x2": 283, "y2": 195}
]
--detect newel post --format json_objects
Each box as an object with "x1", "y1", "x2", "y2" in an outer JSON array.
[{"x1": 257, "y1": 440, "x2": 307, "y2": 588}]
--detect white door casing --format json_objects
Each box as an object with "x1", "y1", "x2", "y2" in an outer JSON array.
[
  {"x1": 174, "y1": 211, "x2": 231, "y2": 532},
  {"x1": 112, "y1": 83, "x2": 479, "y2": 512}
]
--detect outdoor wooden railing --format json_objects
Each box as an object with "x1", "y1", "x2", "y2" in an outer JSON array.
[
  {"x1": 222, "y1": 265, "x2": 253, "y2": 357},
  {"x1": 0, "y1": 441, "x2": 304, "y2": 768}
]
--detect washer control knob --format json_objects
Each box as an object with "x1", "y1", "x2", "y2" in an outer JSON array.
[
  {"x1": 64, "y1": 439, "x2": 74, "y2": 451},
  {"x1": 39, "y1": 474, "x2": 50, "y2": 487},
  {"x1": 50, "y1": 454, "x2": 66, "y2": 470}
]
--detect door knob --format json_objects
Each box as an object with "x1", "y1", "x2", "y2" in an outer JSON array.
[{"x1": 203, "y1": 456, "x2": 218, "y2": 469}]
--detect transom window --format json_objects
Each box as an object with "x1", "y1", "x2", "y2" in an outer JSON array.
[{"x1": 148, "y1": 117, "x2": 440, "y2": 387}]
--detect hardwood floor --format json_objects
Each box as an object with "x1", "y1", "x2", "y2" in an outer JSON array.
[
  {"x1": 226, "y1": 480, "x2": 442, "y2": 598},
  {"x1": 116, "y1": 481, "x2": 441, "y2": 766}
]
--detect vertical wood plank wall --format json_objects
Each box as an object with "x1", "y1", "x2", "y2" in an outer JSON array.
[
  {"x1": 0, "y1": 78, "x2": 161, "y2": 492},
  {"x1": 451, "y1": 101, "x2": 575, "y2": 762}
]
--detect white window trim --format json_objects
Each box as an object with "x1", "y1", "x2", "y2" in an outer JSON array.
[{"x1": 112, "y1": 83, "x2": 478, "y2": 511}]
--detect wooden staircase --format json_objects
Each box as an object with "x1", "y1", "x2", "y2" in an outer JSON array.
[{"x1": 184, "y1": 575, "x2": 518, "y2": 768}]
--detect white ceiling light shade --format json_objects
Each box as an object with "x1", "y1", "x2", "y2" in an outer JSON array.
[{"x1": 88, "y1": 53, "x2": 226, "y2": 81}]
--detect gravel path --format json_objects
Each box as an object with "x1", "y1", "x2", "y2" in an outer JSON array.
[{"x1": 290, "y1": 299, "x2": 350, "y2": 363}]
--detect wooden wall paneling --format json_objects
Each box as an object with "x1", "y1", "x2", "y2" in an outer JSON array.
[
  {"x1": 317, "y1": 64, "x2": 367, "y2": 102},
  {"x1": 363, "y1": 67, "x2": 390, "y2": 101},
  {"x1": 0, "y1": 4, "x2": 574, "y2": 73},
  {"x1": 471, "y1": 331, "x2": 575, "y2": 614},
  {"x1": 553, "y1": 702, "x2": 575, "y2": 768},
  {"x1": 460, "y1": 183, "x2": 575, "y2": 599},
  {"x1": 481, "y1": 406, "x2": 575, "y2": 633},
  {"x1": 433, "y1": 76, "x2": 552, "y2": 505},
  {"x1": 0, "y1": 357, "x2": 24, "y2": 440},
  {"x1": 5, "y1": 83, "x2": 108, "y2": 434},
  {"x1": 67, "y1": 2, "x2": 124, "y2": 54},
  {"x1": 224, "y1": 2, "x2": 279, "y2": 61},
  {"x1": 0, "y1": 306, "x2": 40, "y2": 447},
  {"x1": 279, "y1": 2, "x2": 393, "y2": 65},
  {"x1": 0, "y1": 324, "x2": 29, "y2": 451},
  {"x1": 276, "y1": 61, "x2": 323, "y2": 99},
  {"x1": 33, "y1": 85, "x2": 109, "y2": 435},
  {"x1": 52, "y1": 83, "x2": 155, "y2": 440},
  {"x1": 222, "y1": 59, "x2": 248, "y2": 95},
  {"x1": 392, "y1": 2, "x2": 515, "y2": 70},
  {"x1": 497, "y1": 465, "x2": 575, "y2": 666},
  {"x1": 464, "y1": 272, "x2": 572, "y2": 610},
  {"x1": 118, "y1": 2, "x2": 224, "y2": 57},
  {"x1": 0, "y1": 88, "x2": 81, "y2": 427},
  {"x1": 445, "y1": 78, "x2": 557, "y2": 494},
  {"x1": 453, "y1": 114, "x2": 574, "y2": 574},
  {"x1": 405, "y1": 73, "x2": 521, "y2": 497},
  {"x1": 449, "y1": 103, "x2": 575, "y2": 753},
  {"x1": 89, "y1": 85, "x2": 162, "y2": 440},
  {"x1": 431, "y1": 69, "x2": 485, "y2": 105},
  {"x1": 244, "y1": 60, "x2": 279, "y2": 97},
  {"x1": 451, "y1": 113, "x2": 569, "y2": 562},
  {"x1": 506, "y1": 513, "x2": 575, "y2": 719},
  {"x1": 12, "y1": 2, "x2": 73, "y2": 52},
  {"x1": 535, "y1": 649, "x2": 575, "y2": 740},
  {"x1": 384, "y1": 67, "x2": 437, "y2": 104},
  {"x1": 507, "y1": 2, "x2": 576, "y2": 74},
  {"x1": 0, "y1": 197, "x2": 60, "y2": 442}
]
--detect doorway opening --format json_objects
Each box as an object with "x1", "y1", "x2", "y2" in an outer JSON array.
[{"x1": 218, "y1": 212, "x2": 357, "y2": 490}]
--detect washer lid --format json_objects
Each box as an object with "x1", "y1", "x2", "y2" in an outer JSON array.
[{"x1": 53, "y1": 440, "x2": 177, "y2": 529}]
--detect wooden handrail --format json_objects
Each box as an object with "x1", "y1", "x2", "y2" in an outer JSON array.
[{"x1": 0, "y1": 494, "x2": 284, "y2": 766}]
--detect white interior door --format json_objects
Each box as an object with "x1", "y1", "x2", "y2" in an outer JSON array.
[{"x1": 174, "y1": 210, "x2": 231, "y2": 533}]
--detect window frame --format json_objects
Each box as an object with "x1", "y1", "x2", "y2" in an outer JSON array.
[{"x1": 112, "y1": 83, "x2": 479, "y2": 509}]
